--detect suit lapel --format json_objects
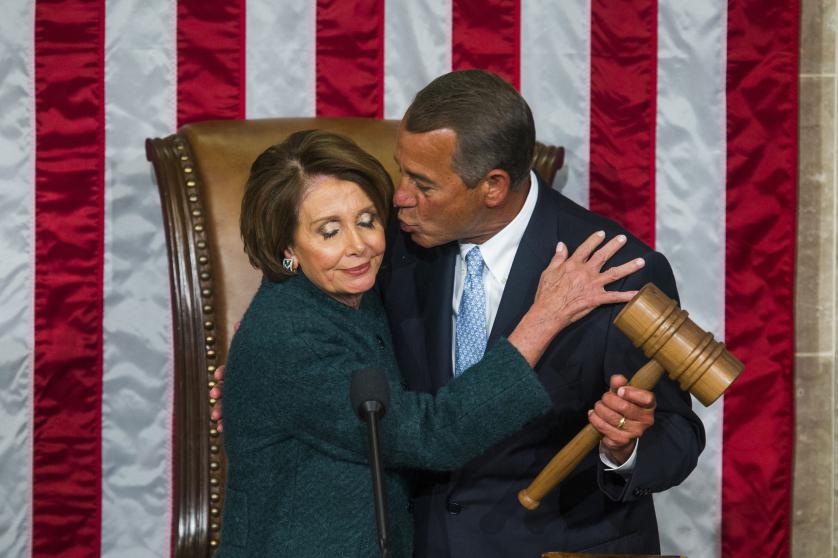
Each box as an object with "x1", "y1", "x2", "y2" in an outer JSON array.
[
  {"x1": 488, "y1": 177, "x2": 561, "y2": 346},
  {"x1": 423, "y1": 242, "x2": 457, "y2": 390}
]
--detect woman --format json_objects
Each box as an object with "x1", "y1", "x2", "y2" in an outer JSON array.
[{"x1": 218, "y1": 130, "x2": 640, "y2": 557}]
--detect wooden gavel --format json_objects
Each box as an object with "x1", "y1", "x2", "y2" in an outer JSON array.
[{"x1": 518, "y1": 282, "x2": 744, "y2": 510}]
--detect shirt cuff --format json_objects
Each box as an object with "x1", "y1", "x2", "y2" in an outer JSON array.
[{"x1": 599, "y1": 439, "x2": 639, "y2": 476}]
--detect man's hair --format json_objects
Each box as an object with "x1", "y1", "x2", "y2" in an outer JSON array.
[
  {"x1": 240, "y1": 129, "x2": 393, "y2": 282},
  {"x1": 403, "y1": 69, "x2": 535, "y2": 189}
]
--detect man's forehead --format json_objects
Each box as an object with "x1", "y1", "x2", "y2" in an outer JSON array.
[{"x1": 396, "y1": 127, "x2": 457, "y2": 160}]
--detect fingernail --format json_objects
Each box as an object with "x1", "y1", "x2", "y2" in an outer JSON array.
[
  {"x1": 635, "y1": 258, "x2": 645, "y2": 267},
  {"x1": 587, "y1": 409, "x2": 593, "y2": 416},
  {"x1": 596, "y1": 230, "x2": 605, "y2": 238},
  {"x1": 617, "y1": 234, "x2": 626, "y2": 243},
  {"x1": 557, "y1": 241, "x2": 565, "y2": 252},
  {"x1": 618, "y1": 387, "x2": 626, "y2": 397}
]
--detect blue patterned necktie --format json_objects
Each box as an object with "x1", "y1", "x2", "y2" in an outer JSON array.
[{"x1": 455, "y1": 246, "x2": 488, "y2": 376}]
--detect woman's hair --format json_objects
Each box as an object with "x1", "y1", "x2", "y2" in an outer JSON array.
[{"x1": 240, "y1": 129, "x2": 393, "y2": 282}]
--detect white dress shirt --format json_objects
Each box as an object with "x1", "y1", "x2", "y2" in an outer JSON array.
[{"x1": 451, "y1": 170, "x2": 637, "y2": 473}]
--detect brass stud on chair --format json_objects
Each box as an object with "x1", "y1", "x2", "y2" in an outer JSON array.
[
  {"x1": 209, "y1": 397, "x2": 217, "y2": 406},
  {"x1": 201, "y1": 288, "x2": 212, "y2": 297},
  {"x1": 210, "y1": 506, "x2": 219, "y2": 516},
  {"x1": 210, "y1": 461, "x2": 220, "y2": 471},
  {"x1": 207, "y1": 349, "x2": 217, "y2": 358},
  {"x1": 208, "y1": 380, "x2": 217, "y2": 389},
  {"x1": 194, "y1": 224, "x2": 204, "y2": 232},
  {"x1": 197, "y1": 240, "x2": 206, "y2": 249},
  {"x1": 186, "y1": 180, "x2": 196, "y2": 187},
  {"x1": 209, "y1": 539, "x2": 219, "y2": 548},
  {"x1": 210, "y1": 428, "x2": 219, "y2": 437},
  {"x1": 200, "y1": 271, "x2": 211, "y2": 281},
  {"x1": 184, "y1": 167, "x2": 193, "y2": 174},
  {"x1": 198, "y1": 255, "x2": 208, "y2": 264},
  {"x1": 192, "y1": 209, "x2": 202, "y2": 217},
  {"x1": 210, "y1": 444, "x2": 219, "y2": 454},
  {"x1": 210, "y1": 522, "x2": 220, "y2": 531},
  {"x1": 180, "y1": 155, "x2": 188, "y2": 162},
  {"x1": 204, "y1": 321, "x2": 214, "y2": 330},
  {"x1": 208, "y1": 364, "x2": 217, "y2": 373},
  {"x1": 210, "y1": 492, "x2": 220, "y2": 502},
  {"x1": 188, "y1": 194, "x2": 198, "y2": 203},
  {"x1": 206, "y1": 335, "x2": 215, "y2": 344},
  {"x1": 210, "y1": 477, "x2": 220, "y2": 486},
  {"x1": 203, "y1": 305, "x2": 213, "y2": 314}
]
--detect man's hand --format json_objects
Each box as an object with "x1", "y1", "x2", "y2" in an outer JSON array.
[
  {"x1": 588, "y1": 374, "x2": 656, "y2": 465},
  {"x1": 210, "y1": 365, "x2": 225, "y2": 432},
  {"x1": 209, "y1": 321, "x2": 239, "y2": 433}
]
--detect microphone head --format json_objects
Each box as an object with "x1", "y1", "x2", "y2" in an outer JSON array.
[{"x1": 350, "y1": 368, "x2": 390, "y2": 419}]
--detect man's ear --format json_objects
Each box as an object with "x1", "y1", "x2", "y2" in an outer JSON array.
[{"x1": 481, "y1": 168, "x2": 512, "y2": 208}]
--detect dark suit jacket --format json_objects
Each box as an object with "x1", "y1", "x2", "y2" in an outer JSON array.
[{"x1": 378, "y1": 176, "x2": 705, "y2": 556}]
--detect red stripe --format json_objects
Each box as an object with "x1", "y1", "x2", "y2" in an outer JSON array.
[
  {"x1": 722, "y1": 0, "x2": 799, "y2": 556},
  {"x1": 177, "y1": 0, "x2": 246, "y2": 127},
  {"x1": 316, "y1": 0, "x2": 385, "y2": 117},
  {"x1": 588, "y1": 0, "x2": 657, "y2": 247},
  {"x1": 451, "y1": 0, "x2": 521, "y2": 90},
  {"x1": 33, "y1": 1, "x2": 105, "y2": 555}
]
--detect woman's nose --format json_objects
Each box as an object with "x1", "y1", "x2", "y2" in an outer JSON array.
[{"x1": 345, "y1": 227, "x2": 367, "y2": 254}]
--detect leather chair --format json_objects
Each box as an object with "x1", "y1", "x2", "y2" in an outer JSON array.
[{"x1": 146, "y1": 117, "x2": 565, "y2": 557}]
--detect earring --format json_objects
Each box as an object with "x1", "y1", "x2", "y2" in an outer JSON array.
[{"x1": 282, "y1": 258, "x2": 297, "y2": 273}]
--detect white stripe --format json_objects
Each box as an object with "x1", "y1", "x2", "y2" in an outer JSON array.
[
  {"x1": 383, "y1": 0, "x2": 452, "y2": 120},
  {"x1": 520, "y1": 0, "x2": 591, "y2": 205},
  {"x1": 653, "y1": 3, "x2": 727, "y2": 558},
  {"x1": 246, "y1": 0, "x2": 315, "y2": 118},
  {"x1": 0, "y1": 1, "x2": 34, "y2": 556},
  {"x1": 101, "y1": 0, "x2": 176, "y2": 555}
]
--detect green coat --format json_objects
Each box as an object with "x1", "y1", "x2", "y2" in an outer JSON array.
[{"x1": 217, "y1": 274, "x2": 551, "y2": 557}]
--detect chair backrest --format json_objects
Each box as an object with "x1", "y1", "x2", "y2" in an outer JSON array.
[{"x1": 146, "y1": 117, "x2": 564, "y2": 557}]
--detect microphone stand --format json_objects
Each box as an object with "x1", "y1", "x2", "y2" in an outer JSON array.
[{"x1": 361, "y1": 400, "x2": 390, "y2": 558}]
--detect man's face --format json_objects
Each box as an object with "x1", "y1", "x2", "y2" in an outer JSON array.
[{"x1": 393, "y1": 126, "x2": 485, "y2": 248}]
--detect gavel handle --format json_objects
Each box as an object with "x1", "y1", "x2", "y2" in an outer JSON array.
[{"x1": 517, "y1": 360, "x2": 666, "y2": 510}]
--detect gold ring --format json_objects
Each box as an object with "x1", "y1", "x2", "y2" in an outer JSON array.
[{"x1": 617, "y1": 416, "x2": 626, "y2": 430}]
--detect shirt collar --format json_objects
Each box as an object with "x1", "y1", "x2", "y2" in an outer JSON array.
[{"x1": 458, "y1": 170, "x2": 539, "y2": 284}]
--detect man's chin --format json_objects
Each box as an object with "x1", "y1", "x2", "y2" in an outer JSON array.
[{"x1": 407, "y1": 231, "x2": 443, "y2": 249}]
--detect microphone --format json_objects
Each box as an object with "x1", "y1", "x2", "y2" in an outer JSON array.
[{"x1": 350, "y1": 368, "x2": 391, "y2": 558}]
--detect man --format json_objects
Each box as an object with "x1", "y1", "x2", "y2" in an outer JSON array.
[{"x1": 377, "y1": 69, "x2": 703, "y2": 556}]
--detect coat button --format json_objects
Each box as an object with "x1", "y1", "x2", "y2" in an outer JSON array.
[
  {"x1": 446, "y1": 501, "x2": 462, "y2": 515},
  {"x1": 375, "y1": 335, "x2": 385, "y2": 349}
]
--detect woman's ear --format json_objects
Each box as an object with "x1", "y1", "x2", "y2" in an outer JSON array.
[{"x1": 283, "y1": 246, "x2": 295, "y2": 260}]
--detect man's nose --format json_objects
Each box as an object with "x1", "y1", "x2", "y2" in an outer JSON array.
[{"x1": 393, "y1": 179, "x2": 415, "y2": 208}]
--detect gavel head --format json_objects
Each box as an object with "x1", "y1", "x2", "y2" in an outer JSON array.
[{"x1": 613, "y1": 283, "x2": 743, "y2": 406}]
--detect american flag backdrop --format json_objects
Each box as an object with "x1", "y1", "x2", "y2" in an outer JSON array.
[{"x1": 0, "y1": 1, "x2": 798, "y2": 557}]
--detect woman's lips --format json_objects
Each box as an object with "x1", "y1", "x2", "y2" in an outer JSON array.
[{"x1": 343, "y1": 262, "x2": 371, "y2": 276}]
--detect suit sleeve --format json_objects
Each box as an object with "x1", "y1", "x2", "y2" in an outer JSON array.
[
  {"x1": 597, "y1": 250, "x2": 706, "y2": 501},
  {"x1": 257, "y1": 328, "x2": 552, "y2": 472}
]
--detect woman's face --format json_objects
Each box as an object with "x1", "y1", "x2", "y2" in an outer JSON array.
[{"x1": 285, "y1": 176, "x2": 385, "y2": 308}]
